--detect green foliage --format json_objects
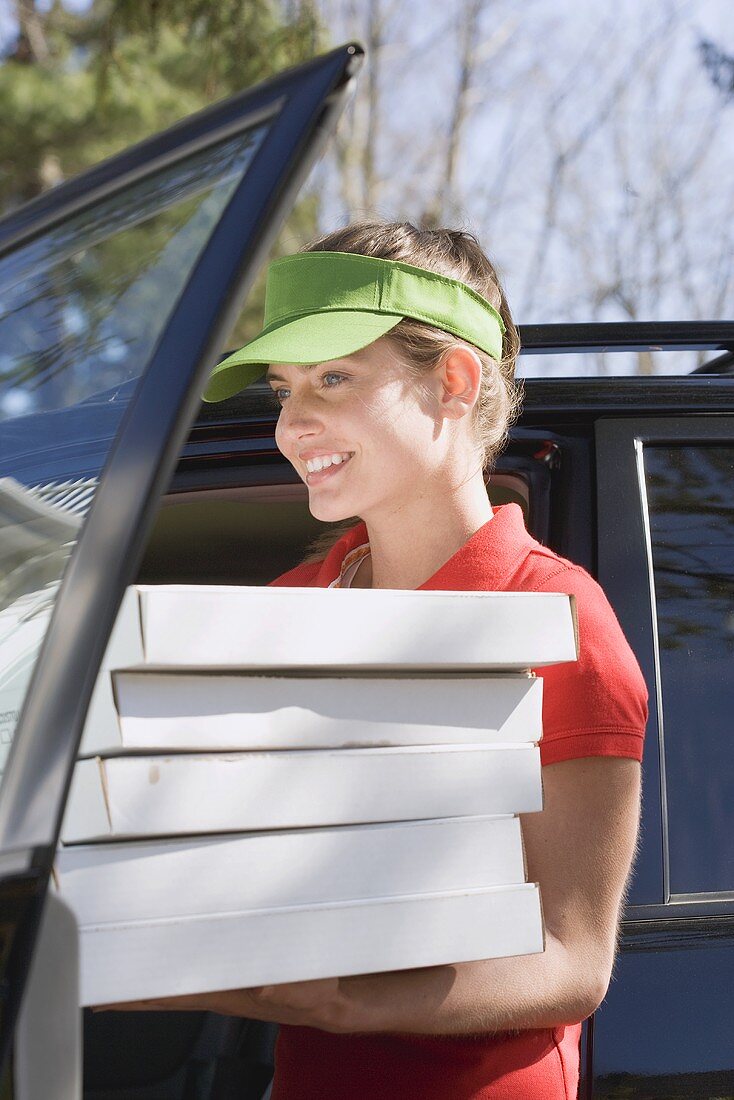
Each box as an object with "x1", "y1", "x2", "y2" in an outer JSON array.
[{"x1": 0, "y1": 0, "x2": 326, "y2": 212}]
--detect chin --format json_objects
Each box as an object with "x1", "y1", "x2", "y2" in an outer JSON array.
[{"x1": 308, "y1": 495, "x2": 358, "y2": 524}]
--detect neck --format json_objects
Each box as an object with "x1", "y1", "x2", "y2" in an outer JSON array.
[{"x1": 353, "y1": 467, "x2": 493, "y2": 590}]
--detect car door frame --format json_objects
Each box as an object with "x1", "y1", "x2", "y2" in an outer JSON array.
[
  {"x1": 0, "y1": 41, "x2": 363, "y2": 1072},
  {"x1": 587, "y1": 411, "x2": 734, "y2": 1099}
]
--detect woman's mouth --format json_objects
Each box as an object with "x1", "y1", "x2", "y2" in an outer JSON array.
[{"x1": 303, "y1": 451, "x2": 354, "y2": 486}]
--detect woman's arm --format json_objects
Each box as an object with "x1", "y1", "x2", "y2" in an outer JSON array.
[
  {"x1": 100, "y1": 755, "x2": 641, "y2": 1036},
  {"x1": 331, "y1": 755, "x2": 641, "y2": 1034}
]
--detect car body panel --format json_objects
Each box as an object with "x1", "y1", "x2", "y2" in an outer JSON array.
[{"x1": 589, "y1": 415, "x2": 734, "y2": 1098}]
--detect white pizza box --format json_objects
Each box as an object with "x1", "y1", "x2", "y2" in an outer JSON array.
[
  {"x1": 81, "y1": 671, "x2": 543, "y2": 755},
  {"x1": 80, "y1": 584, "x2": 575, "y2": 754},
  {"x1": 53, "y1": 815, "x2": 526, "y2": 923},
  {"x1": 61, "y1": 743, "x2": 541, "y2": 842},
  {"x1": 91, "y1": 584, "x2": 578, "y2": 671},
  {"x1": 75, "y1": 882, "x2": 544, "y2": 1007}
]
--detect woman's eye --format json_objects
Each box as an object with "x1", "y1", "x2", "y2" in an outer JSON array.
[{"x1": 269, "y1": 374, "x2": 344, "y2": 408}]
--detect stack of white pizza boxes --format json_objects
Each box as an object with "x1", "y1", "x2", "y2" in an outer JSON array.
[{"x1": 55, "y1": 584, "x2": 578, "y2": 1008}]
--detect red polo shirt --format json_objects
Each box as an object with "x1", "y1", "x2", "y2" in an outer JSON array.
[{"x1": 268, "y1": 503, "x2": 648, "y2": 1099}]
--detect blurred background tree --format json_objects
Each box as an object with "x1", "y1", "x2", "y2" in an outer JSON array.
[
  {"x1": 0, "y1": 0, "x2": 323, "y2": 207},
  {"x1": 0, "y1": 0, "x2": 324, "y2": 341}
]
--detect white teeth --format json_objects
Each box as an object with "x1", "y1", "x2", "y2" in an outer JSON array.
[{"x1": 305, "y1": 452, "x2": 352, "y2": 473}]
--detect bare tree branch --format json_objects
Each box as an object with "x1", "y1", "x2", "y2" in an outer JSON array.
[
  {"x1": 14, "y1": 0, "x2": 50, "y2": 63},
  {"x1": 521, "y1": 2, "x2": 686, "y2": 316}
]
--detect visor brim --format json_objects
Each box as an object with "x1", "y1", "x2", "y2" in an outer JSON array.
[{"x1": 202, "y1": 311, "x2": 404, "y2": 403}]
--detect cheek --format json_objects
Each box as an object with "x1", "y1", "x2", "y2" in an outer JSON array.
[
  {"x1": 366, "y1": 411, "x2": 436, "y2": 480},
  {"x1": 378, "y1": 387, "x2": 437, "y2": 449},
  {"x1": 274, "y1": 415, "x2": 289, "y2": 457}
]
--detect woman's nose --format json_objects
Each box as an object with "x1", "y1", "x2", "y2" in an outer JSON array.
[{"x1": 278, "y1": 390, "x2": 325, "y2": 441}]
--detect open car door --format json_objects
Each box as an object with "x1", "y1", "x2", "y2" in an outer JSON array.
[{"x1": 0, "y1": 43, "x2": 362, "y2": 1096}]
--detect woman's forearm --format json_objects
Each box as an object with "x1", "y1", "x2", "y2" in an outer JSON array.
[{"x1": 335, "y1": 933, "x2": 607, "y2": 1036}]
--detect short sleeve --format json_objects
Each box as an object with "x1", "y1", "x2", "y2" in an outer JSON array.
[{"x1": 531, "y1": 565, "x2": 649, "y2": 766}]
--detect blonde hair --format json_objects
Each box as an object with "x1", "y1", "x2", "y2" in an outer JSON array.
[{"x1": 299, "y1": 220, "x2": 523, "y2": 563}]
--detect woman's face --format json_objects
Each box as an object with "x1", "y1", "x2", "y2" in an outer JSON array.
[{"x1": 269, "y1": 338, "x2": 452, "y2": 524}]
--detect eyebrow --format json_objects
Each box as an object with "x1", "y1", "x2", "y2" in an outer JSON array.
[{"x1": 264, "y1": 364, "x2": 317, "y2": 384}]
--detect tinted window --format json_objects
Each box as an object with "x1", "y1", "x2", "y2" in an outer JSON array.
[
  {"x1": 644, "y1": 445, "x2": 734, "y2": 896},
  {"x1": 0, "y1": 123, "x2": 268, "y2": 773}
]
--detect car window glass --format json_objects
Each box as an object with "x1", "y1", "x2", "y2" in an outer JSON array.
[
  {"x1": 644, "y1": 445, "x2": 734, "y2": 897},
  {"x1": 0, "y1": 122, "x2": 269, "y2": 773}
]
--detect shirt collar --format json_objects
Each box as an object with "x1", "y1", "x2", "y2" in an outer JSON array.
[
  {"x1": 316, "y1": 503, "x2": 536, "y2": 591},
  {"x1": 418, "y1": 503, "x2": 536, "y2": 590}
]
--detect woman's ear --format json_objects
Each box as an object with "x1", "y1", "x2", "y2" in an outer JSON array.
[{"x1": 437, "y1": 345, "x2": 482, "y2": 420}]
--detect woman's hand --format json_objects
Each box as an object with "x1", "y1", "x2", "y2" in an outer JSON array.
[{"x1": 93, "y1": 976, "x2": 352, "y2": 1033}]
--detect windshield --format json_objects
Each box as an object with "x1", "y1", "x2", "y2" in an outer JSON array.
[{"x1": 0, "y1": 122, "x2": 269, "y2": 771}]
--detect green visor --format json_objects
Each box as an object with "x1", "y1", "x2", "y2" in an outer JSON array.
[{"x1": 202, "y1": 250, "x2": 506, "y2": 403}]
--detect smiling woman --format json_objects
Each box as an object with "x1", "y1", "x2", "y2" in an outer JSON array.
[
  {"x1": 202, "y1": 225, "x2": 522, "y2": 586},
  {"x1": 119, "y1": 220, "x2": 649, "y2": 1100}
]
